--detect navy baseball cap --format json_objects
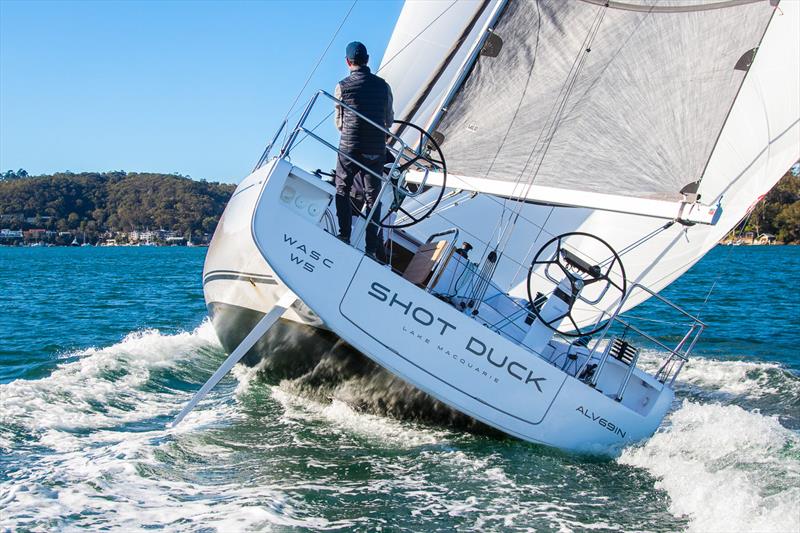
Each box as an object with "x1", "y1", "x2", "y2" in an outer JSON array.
[{"x1": 346, "y1": 41, "x2": 368, "y2": 62}]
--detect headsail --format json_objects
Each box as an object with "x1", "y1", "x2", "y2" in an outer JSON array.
[{"x1": 379, "y1": 0, "x2": 501, "y2": 137}]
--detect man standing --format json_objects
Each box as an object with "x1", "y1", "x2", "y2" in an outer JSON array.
[{"x1": 333, "y1": 41, "x2": 394, "y2": 259}]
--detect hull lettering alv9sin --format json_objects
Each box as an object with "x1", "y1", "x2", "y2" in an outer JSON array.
[{"x1": 178, "y1": 0, "x2": 800, "y2": 453}]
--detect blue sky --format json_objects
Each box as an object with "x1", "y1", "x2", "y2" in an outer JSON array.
[{"x1": 0, "y1": 0, "x2": 403, "y2": 183}]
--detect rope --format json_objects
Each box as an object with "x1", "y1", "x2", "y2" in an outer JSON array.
[
  {"x1": 694, "y1": 211, "x2": 753, "y2": 321},
  {"x1": 254, "y1": 0, "x2": 358, "y2": 169},
  {"x1": 473, "y1": 0, "x2": 543, "y2": 269},
  {"x1": 505, "y1": 6, "x2": 607, "y2": 225},
  {"x1": 479, "y1": 2, "x2": 607, "y2": 274},
  {"x1": 279, "y1": 0, "x2": 460, "y2": 155}
]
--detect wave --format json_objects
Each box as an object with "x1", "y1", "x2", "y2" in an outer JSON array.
[
  {"x1": 619, "y1": 401, "x2": 800, "y2": 533},
  {"x1": 675, "y1": 356, "x2": 799, "y2": 398},
  {"x1": 0, "y1": 322, "x2": 329, "y2": 531},
  {"x1": 0, "y1": 321, "x2": 225, "y2": 450},
  {"x1": 3, "y1": 319, "x2": 799, "y2": 531},
  {"x1": 639, "y1": 350, "x2": 800, "y2": 426}
]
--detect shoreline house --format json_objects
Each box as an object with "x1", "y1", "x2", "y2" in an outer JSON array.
[
  {"x1": 757, "y1": 233, "x2": 777, "y2": 245},
  {"x1": 23, "y1": 229, "x2": 57, "y2": 242},
  {"x1": 0, "y1": 229, "x2": 23, "y2": 243}
]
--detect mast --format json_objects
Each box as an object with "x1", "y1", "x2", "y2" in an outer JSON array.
[
  {"x1": 423, "y1": 0, "x2": 510, "y2": 136},
  {"x1": 394, "y1": 0, "x2": 495, "y2": 140}
]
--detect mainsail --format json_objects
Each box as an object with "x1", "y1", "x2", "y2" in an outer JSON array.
[
  {"x1": 432, "y1": 0, "x2": 776, "y2": 203},
  {"x1": 378, "y1": 0, "x2": 799, "y2": 326}
]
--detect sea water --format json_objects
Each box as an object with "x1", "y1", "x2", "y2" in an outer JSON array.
[{"x1": 0, "y1": 246, "x2": 797, "y2": 532}]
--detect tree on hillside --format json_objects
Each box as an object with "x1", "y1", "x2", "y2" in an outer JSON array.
[
  {"x1": 0, "y1": 171, "x2": 235, "y2": 243},
  {"x1": 746, "y1": 169, "x2": 799, "y2": 240},
  {"x1": 1, "y1": 169, "x2": 28, "y2": 181},
  {"x1": 775, "y1": 201, "x2": 800, "y2": 243}
]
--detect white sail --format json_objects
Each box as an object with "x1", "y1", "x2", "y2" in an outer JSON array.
[
  {"x1": 431, "y1": 0, "x2": 777, "y2": 203},
  {"x1": 379, "y1": 0, "x2": 502, "y2": 133},
  {"x1": 379, "y1": 0, "x2": 799, "y2": 327}
]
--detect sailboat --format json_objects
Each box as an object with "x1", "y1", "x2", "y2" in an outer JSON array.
[{"x1": 185, "y1": 0, "x2": 799, "y2": 453}]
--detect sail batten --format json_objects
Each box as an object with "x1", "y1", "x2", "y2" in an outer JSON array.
[{"x1": 433, "y1": 0, "x2": 776, "y2": 202}]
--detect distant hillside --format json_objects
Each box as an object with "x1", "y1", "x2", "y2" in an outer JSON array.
[
  {"x1": 742, "y1": 169, "x2": 800, "y2": 243},
  {"x1": 0, "y1": 171, "x2": 235, "y2": 243},
  {"x1": 1, "y1": 167, "x2": 797, "y2": 245}
]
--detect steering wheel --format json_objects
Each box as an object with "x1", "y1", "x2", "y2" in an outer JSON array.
[
  {"x1": 376, "y1": 120, "x2": 447, "y2": 229},
  {"x1": 526, "y1": 232, "x2": 627, "y2": 337}
]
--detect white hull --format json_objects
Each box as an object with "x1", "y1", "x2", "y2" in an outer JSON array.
[
  {"x1": 202, "y1": 181, "x2": 501, "y2": 434},
  {"x1": 203, "y1": 164, "x2": 675, "y2": 453},
  {"x1": 199, "y1": 0, "x2": 798, "y2": 455},
  {"x1": 210, "y1": 159, "x2": 676, "y2": 454}
]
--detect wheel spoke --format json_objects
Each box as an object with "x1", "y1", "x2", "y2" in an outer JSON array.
[
  {"x1": 568, "y1": 315, "x2": 581, "y2": 335},
  {"x1": 531, "y1": 258, "x2": 558, "y2": 267},
  {"x1": 608, "y1": 279, "x2": 625, "y2": 294},
  {"x1": 398, "y1": 207, "x2": 419, "y2": 223},
  {"x1": 545, "y1": 311, "x2": 567, "y2": 327},
  {"x1": 553, "y1": 262, "x2": 571, "y2": 281},
  {"x1": 398, "y1": 155, "x2": 422, "y2": 173},
  {"x1": 604, "y1": 255, "x2": 617, "y2": 277},
  {"x1": 584, "y1": 276, "x2": 602, "y2": 286}
]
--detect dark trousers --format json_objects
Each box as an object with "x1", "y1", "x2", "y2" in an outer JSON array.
[{"x1": 335, "y1": 151, "x2": 384, "y2": 254}]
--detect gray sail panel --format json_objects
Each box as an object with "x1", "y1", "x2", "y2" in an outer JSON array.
[{"x1": 434, "y1": 0, "x2": 774, "y2": 201}]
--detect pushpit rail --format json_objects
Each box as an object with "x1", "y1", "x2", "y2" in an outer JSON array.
[
  {"x1": 279, "y1": 90, "x2": 435, "y2": 197},
  {"x1": 580, "y1": 282, "x2": 706, "y2": 398},
  {"x1": 276, "y1": 90, "x2": 444, "y2": 244}
]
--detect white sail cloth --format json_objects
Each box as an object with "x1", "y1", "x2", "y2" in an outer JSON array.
[
  {"x1": 379, "y1": 0, "x2": 499, "y2": 136},
  {"x1": 377, "y1": 0, "x2": 799, "y2": 327},
  {"x1": 432, "y1": 0, "x2": 776, "y2": 202}
]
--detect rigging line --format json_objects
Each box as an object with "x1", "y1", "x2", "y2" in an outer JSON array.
[
  {"x1": 287, "y1": 0, "x2": 358, "y2": 121},
  {"x1": 513, "y1": 6, "x2": 607, "y2": 209},
  {"x1": 560, "y1": 3, "x2": 655, "y2": 121},
  {"x1": 378, "y1": 0, "x2": 460, "y2": 72},
  {"x1": 483, "y1": 0, "x2": 542, "y2": 185},
  {"x1": 470, "y1": 0, "x2": 543, "y2": 269},
  {"x1": 496, "y1": 5, "x2": 606, "y2": 240},
  {"x1": 623, "y1": 210, "x2": 753, "y2": 325},
  {"x1": 397, "y1": 191, "x2": 617, "y2": 320},
  {"x1": 493, "y1": 4, "x2": 607, "y2": 260},
  {"x1": 695, "y1": 211, "x2": 753, "y2": 321},
  {"x1": 287, "y1": 0, "x2": 461, "y2": 155},
  {"x1": 441, "y1": 5, "x2": 630, "y2": 259},
  {"x1": 255, "y1": 0, "x2": 358, "y2": 168},
  {"x1": 431, "y1": 183, "x2": 664, "y2": 291},
  {"x1": 589, "y1": 220, "x2": 676, "y2": 270},
  {"x1": 483, "y1": 7, "x2": 608, "y2": 289},
  {"x1": 510, "y1": 205, "x2": 555, "y2": 288}
]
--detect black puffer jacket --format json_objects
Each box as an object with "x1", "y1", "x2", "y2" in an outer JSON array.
[{"x1": 336, "y1": 66, "x2": 393, "y2": 155}]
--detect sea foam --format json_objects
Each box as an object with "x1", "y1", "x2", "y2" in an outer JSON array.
[
  {"x1": 0, "y1": 320, "x2": 223, "y2": 449},
  {"x1": 2, "y1": 320, "x2": 799, "y2": 531},
  {"x1": 619, "y1": 401, "x2": 800, "y2": 533},
  {"x1": 0, "y1": 322, "x2": 316, "y2": 531}
]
